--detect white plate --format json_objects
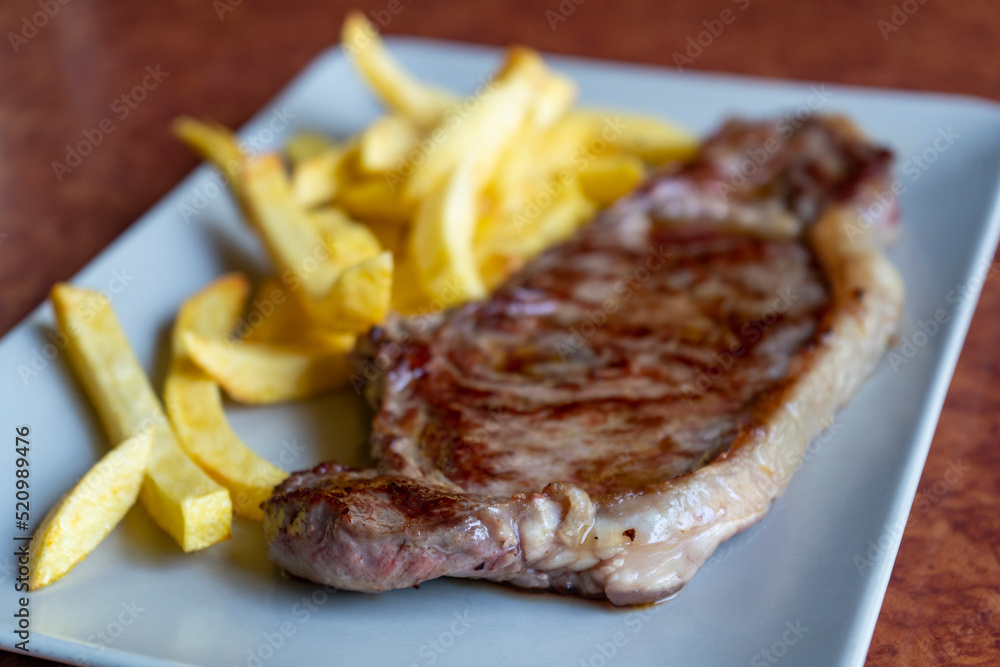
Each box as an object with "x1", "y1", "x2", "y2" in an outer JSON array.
[{"x1": 3, "y1": 38, "x2": 1000, "y2": 667}]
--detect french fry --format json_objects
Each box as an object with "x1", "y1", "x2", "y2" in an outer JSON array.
[
  {"x1": 573, "y1": 109, "x2": 699, "y2": 165},
  {"x1": 293, "y1": 146, "x2": 348, "y2": 209},
  {"x1": 411, "y1": 157, "x2": 486, "y2": 304},
  {"x1": 477, "y1": 177, "x2": 595, "y2": 289},
  {"x1": 341, "y1": 12, "x2": 455, "y2": 127},
  {"x1": 336, "y1": 176, "x2": 413, "y2": 225},
  {"x1": 164, "y1": 274, "x2": 287, "y2": 521},
  {"x1": 30, "y1": 426, "x2": 154, "y2": 590},
  {"x1": 50, "y1": 284, "x2": 232, "y2": 552},
  {"x1": 172, "y1": 117, "x2": 245, "y2": 196},
  {"x1": 358, "y1": 115, "x2": 420, "y2": 174},
  {"x1": 402, "y1": 59, "x2": 536, "y2": 203},
  {"x1": 240, "y1": 153, "x2": 344, "y2": 302},
  {"x1": 242, "y1": 276, "x2": 327, "y2": 345},
  {"x1": 184, "y1": 332, "x2": 355, "y2": 404},
  {"x1": 318, "y1": 251, "x2": 393, "y2": 331},
  {"x1": 577, "y1": 153, "x2": 647, "y2": 207}
]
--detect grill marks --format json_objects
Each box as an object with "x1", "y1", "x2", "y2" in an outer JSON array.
[{"x1": 402, "y1": 225, "x2": 830, "y2": 496}]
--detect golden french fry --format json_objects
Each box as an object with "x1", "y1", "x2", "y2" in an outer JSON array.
[
  {"x1": 242, "y1": 276, "x2": 325, "y2": 345},
  {"x1": 577, "y1": 153, "x2": 647, "y2": 207},
  {"x1": 184, "y1": 332, "x2": 355, "y2": 404},
  {"x1": 293, "y1": 146, "x2": 348, "y2": 209},
  {"x1": 241, "y1": 153, "x2": 344, "y2": 302},
  {"x1": 358, "y1": 115, "x2": 420, "y2": 174},
  {"x1": 411, "y1": 157, "x2": 486, "y2": 304},
  {"x1": 573, "y1": 109, "x2": 699, "y2": 165},
  {"x1": 336, "y1": 177, "x2": 413, "y2": 225},
  {"x1": 341, "y1": 12, "x2": 455, "y2": 126},
  {"x1": 50, "y1": 284, "x2": 232, "y2": 552},
  {"x1": 477, "y1": 178, "x2": 595, "y2": 289},
  {"x1": 285, "y1": 131, "x2": 337, "y2": 166},
  {"x1": 310, "y1": 207, "x2": 384, "y2": 270},
  {"x1": 172, "y1": 117, "x2": 245, "y2": 192},
  {"x1": 402, "y1": 59, "x2": 536, "y2": 203},
  {"x1": 319, "y1": 251, "x2": 393, "y2": 331},
  {"x1": 30, "y1": 426, "x2": 154, "y2": 590},
  {"x1": 497, "y1": 47, "x2": 578, "y2": 131},
  {"x1": 165, "y1": 274, "x2": 287, "y2": 521}
]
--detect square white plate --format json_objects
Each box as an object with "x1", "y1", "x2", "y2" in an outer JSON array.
[{"x1": 3, "y1": 38, "x2": 1000, "y2": 667}]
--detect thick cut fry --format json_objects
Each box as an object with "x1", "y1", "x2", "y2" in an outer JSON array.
[
  {"x1": 574, "y1": 109, "x2": 699, "y2": 165},
  {"x1": 336, "y1": 177, "x2": 413, "y2": 225},
  {"x1": 319, "y1": 251, "x2": 393, "y2": 331},
  {"x1": 241, "y1": 154, "x2": 344, "y2": 302},
  {"x1": 172, "y1": 117, "x2": 245, "y2": 193},
  {"x1": 411, "y1": 157, "x2": 486, "y2": 304},
  {"x1": 341, "y1": 12, "x2": 455, "y2": 126},
  {"x1": 30, "y1": 427, "x2": 154, "y2": 590},
  {"x1": 477, "y1": 177, "x2": 595, "y2": 289},
  {"x1": 402, "y1": 65, "x2": 536, "y2": 203},
  {"x1": 310, "y1": 207, "x2": 384, "y2": 269},
  {"x1": 293, "y1": 146, "x2": 348, "y2": 209},
  {"x1": 165, "y1": 274, "x2": 287, "y2": 521},
  {"x1": 50, "y1": 284, "x2": 232, "y2": 552},
  {"x1": 577, "y1": 153, "x2": 647, "y2": 207},
  {"x1": 242, "y1": 276, "x2": 325, "y2": 345},
  {"x1": 358, "y1": 115, "x2": 420, "y2": 174},
  {"x1": 184, "y1": 332, "x2": 355, "y2": 404}
]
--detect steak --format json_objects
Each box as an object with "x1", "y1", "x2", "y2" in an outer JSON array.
[{"x1": 263, "y1": 115, "x2": 904, "y2": 605}]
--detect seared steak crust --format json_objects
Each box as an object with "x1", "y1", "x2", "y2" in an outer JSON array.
[{"x1": 264, "y1": 116, "x2": 903, "y2": 605}]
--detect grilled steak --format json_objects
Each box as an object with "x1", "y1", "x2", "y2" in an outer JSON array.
[{"x1": 263, "y1": 116, "x2": 903, "y2": 605}]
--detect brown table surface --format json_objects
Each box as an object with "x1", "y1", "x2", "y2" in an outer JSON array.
[{"x1": 1, "y1": 1, "x2": 998, "y2": 665}]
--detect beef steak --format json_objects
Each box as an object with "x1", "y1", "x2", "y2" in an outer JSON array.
[{"x1": 263, "y1": 116, "x2": 903, "y2": 605}]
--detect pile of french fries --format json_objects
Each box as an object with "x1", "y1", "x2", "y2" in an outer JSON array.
[{"x1": 31, "y1": 12, "x2": 697, "y2": 588}]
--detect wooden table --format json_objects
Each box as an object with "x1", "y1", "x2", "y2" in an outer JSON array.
[{"x1": 1, "y1": 1, "x2": 997, "y2": 664}]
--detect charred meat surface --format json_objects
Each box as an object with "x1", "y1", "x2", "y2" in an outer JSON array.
[{"x1": 264, "y1": 116, "x2": 903, "y2": 605}]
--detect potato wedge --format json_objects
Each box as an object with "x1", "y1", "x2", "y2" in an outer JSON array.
[
  {"x1": 411, "y1": 157, "x2": 486, "y2": 304},
  {"x1": 50, "y1": 284, "x2": 232, "y2": 552},
  {"x1": 184, "y1": 332, "x2": 355, "y2": 404},
  {"x1": 165, "y1": 274, "x2": 287, "y2": 521},
  {"x1": 30, "y1": 426, "x2": 154, "y2": 590},
  {"x1": 341, "y1": 12, "x2": 455, "y2": 127}
]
